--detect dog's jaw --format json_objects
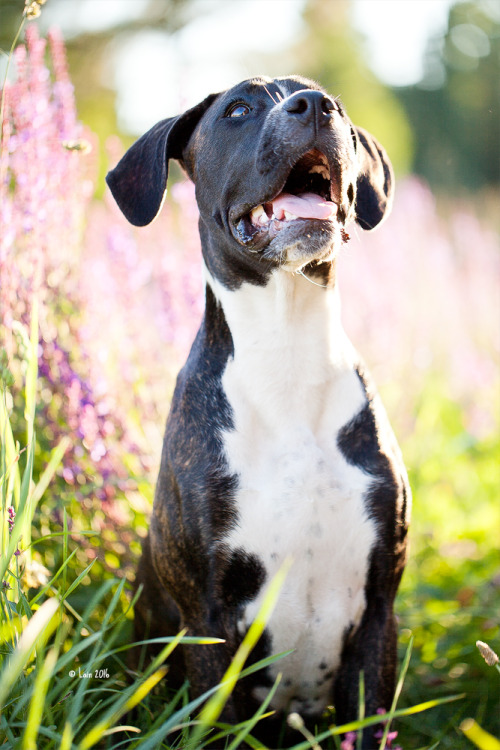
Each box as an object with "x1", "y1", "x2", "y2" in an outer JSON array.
[{"x1": 227, "y1": 147, "x2": 348, "y2": 270}]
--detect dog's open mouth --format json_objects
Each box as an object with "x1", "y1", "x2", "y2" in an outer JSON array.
[{"x1": 231, "y1": 149, "x2": 338, "y2": 249}]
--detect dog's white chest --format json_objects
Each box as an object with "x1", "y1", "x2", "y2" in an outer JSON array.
[{"x1": 211, "y1": 269, "x2": 377, "y2": 714}]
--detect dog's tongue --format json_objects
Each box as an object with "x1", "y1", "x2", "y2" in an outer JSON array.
[{"x1": 271, "y1": 192, "x2": 337, "y2": 220}]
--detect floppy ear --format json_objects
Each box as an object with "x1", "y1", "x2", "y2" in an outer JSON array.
[
  {"x1": 354, "y1": 127, "x2": 394, "y2": 230},
  {"x1": 106, "y1": 94, "x2": 218, "y2": 226}
]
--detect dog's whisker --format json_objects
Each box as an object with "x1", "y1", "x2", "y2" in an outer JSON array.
[
  {"x1": 263, "y1": 84, "x2": 278, "y2": 105},
  {"x1": 296, "y1": 268, "x2": 328, "y2": 288}
]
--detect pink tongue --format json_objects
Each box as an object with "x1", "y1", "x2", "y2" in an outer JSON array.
[{"x1": 271, "y1": 192, "x2": 337, "y2": 220}]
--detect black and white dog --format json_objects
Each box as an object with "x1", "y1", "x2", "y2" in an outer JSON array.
[{"x1": 107, "y1": 76, "x2": 411, "y2": 748}]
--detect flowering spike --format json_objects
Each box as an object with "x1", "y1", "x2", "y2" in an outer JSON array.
[
  {"x1": 7, "y1": 506, "x2": 16, "y2": 533},
  {"x1": 476, "y1": 640, "x2": 499, "y2": 667},
  {"x1": 25, "y1": 3, "x2": 42, "y2": 20}
]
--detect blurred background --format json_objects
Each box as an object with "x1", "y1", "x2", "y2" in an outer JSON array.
[
  {"x1": 2, "y1": 0, "x2": 499, "y2": 194},
  {"x1": 1, "y1": 1, "x2": 499, "y2": 747}
]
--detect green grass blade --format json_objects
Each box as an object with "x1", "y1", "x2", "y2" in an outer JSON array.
[
  {"x1": 21, "y1": 646, "x2": 58, "y2": 750},
  {"x1": 20, "y1": 297, "x2": 39, "y2": 559},
  {"x1": 460, "y1": 718, "x2": 500, "y2": 750},
  {"x1": 51, "y1": 629, "x2": 103, "y2": 675},
  {"x1": 190, "y1": 558, "x2": 292, "y2": 748},
  {"x1": 356, "y1": 670, "x2": 365, "y2": 750},
  {"x1": 237, "y1": 649, "x2": 294, "y2": 680},
  {"x1": 29, "y1": 548, "x2": 79, "y2": 605},
  {"x1": 73, "y1": 578, "x2": 117, "y2": 636},
  {"x1": 0, "y1": 379, "x2": 21, "y2": 512},
  {"x1": 62, "y1": 508, "x2": 69, "y2": 597},
  {"x1": 128, "y1": 682, "x2": 228, "y2": 750},
  {"x1": 24, "y1": 295, "x2": 38, "y2": 441},
  {"x1": 226, "y1": 673, "x2": 281, "y2": 750},
  {"x1": 71, "y1": 629, "x2": 186, "y2": 740},
  {"x1": 327, "y1": 693, "x2": 466, "y2": 736},
  {"x1": 59, "y1": 721, "x2": 74, "y2": 750},
  {"x1": 77, "y1": 666, "x2": 167, "y2": 750},
  {"x1": 0, "y1": 439, "x2": 34, "y2": 581},
  {"x1": 0, "y1": 712, "x2": 16, "y2": 745},
  {"x1": 0, "y1": 597, "x2": 59, "y2": 715},
  {"x1": 378, "y1": 635, "x2": 413, "y2": 748},
  {"x1": 129, "y1": 642, "x2": 293, "y2": 749},
  {"x1": 133, "y1": 631, "x2": 293, "y2": 749},
  {"x1": 61, "y1": 560, "x2": 96, "y2": 601},
  {"x1": 285, "y1": 694, "x2": 465, "y2": 750},
  {"x1": 29, "y1": 436, "x2": 71, "y2": 509},
  {"x1": 99, "y1": 634, "x2": 225, "y2": 662}
]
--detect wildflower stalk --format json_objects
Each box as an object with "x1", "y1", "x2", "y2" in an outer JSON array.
[
  {"x1": 0, "y1": 14, "x2": 26, "y2": 149},
  {"x1": 288, "y1": 712, "x2": 321, "y2": 750}
]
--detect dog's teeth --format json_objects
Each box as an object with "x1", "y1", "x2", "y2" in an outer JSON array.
[
  {"x1": 284, "y1": 210, "x2": 298, "y2": 221},
  {"x1": 250, "y1": 204, "x2": 268, "y2": 226},
  {"x1": 309, "y1": 165, "x2": 330, "y2": 179}
]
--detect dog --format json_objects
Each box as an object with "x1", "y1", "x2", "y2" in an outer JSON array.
[{"x1": 106, "y1": 75, "x2": 411, "y2": 748}]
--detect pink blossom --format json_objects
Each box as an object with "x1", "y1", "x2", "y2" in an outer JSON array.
[
  {"x1": 340, "y1": 731, "x2": 357, "y2": 750},
  {"x1": 1, "y1": 27, "x2": 136, "y2": 510}
]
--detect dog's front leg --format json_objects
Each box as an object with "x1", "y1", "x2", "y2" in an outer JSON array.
[
  {"x1": 334, "y1": 600, "x2": 398, "y2": 750},
  {"x1": 180, "y1": 611, "x2": 241, "y2": 725}
]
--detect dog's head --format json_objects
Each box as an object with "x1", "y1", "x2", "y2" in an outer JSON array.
[{"x1": 107, "y1": 76, "x2": 393, "y2": 288}]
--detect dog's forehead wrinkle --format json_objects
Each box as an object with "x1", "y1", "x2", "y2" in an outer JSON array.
[
  {"x1": 221, "y1": 75, "x2": 327, "y2": 109},
  {"x1": 275, "y1": 75, "x2": 326, "y2": 97},
  {"x1": 223, "y1": 77, "x2": 274, "y2": 101}
]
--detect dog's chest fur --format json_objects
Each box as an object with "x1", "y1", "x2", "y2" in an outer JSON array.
[{"x1": 209, "y1": 268, "x2": 377, "y2": 714}]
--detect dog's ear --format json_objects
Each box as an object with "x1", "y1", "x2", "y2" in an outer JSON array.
[
  {"x1": 353, "y1": 126, "x2": 394, "y2": 231},
  {"x1": 106, "y1": 94, "x2": 218, "y2": 226}
]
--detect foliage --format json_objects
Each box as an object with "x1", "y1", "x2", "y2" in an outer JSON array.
[
  {"x1": 1, "y1": 18, "x2": 499, "y2": 750},
  {"x1": 396, "y1": 0, "x2": 500, "y2": 191}
]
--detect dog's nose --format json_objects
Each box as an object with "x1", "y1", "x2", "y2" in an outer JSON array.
[{"x1": 283, "y1": 90, "x2": 335, "y2": 127}]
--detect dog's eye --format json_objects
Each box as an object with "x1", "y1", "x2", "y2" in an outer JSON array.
[{"x1": 226, "y1": 103, "x2": 251, "y2": 118}]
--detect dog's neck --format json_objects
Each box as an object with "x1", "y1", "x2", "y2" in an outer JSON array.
[{"x1": 205, "y1": 264, "x2": 356, "y2": 400}]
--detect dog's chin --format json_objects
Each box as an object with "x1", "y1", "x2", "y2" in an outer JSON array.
[{"x1": 231, "y1": 215, "x2": 339, "y2": 270}]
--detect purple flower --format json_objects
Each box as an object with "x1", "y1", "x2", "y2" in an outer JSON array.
[{"x1": 7, "y1": 506, "x2": 16, "y2": 533}]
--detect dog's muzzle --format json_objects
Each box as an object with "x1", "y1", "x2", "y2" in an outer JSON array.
[{"x1": 230, "y1": 149, "x2": 339, "y2": 251}]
